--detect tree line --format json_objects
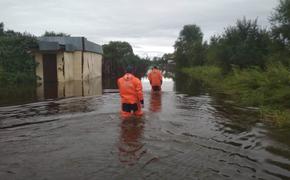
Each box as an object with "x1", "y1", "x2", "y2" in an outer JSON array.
[
  {"x1": 172, "y1": 0, "x2": 290, "y2": 126},
  {"x1": 174, "y1": 0, "x2": 290, "y2": 71},
  {"x1": 102, "y1": 41, "x2": 151, "y2": 79}
]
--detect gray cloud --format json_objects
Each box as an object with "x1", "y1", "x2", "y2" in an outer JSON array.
[{"x1": 0, "y1": 0, "x2": 278, "y2": 57}]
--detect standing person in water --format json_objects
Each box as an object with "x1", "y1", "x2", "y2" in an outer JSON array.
[
  {"x1": 148, "y1": 66, "x2": 163, "y2": 91},
  {"x1": 117, "y1": 66, "x2": 144, "y2": 118}
]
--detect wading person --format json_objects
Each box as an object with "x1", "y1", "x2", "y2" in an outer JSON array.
[
  {"x1": 117, "y1": 66, "x2": 144, "y2": 118},
  {"x1": 148, "y1": 66, "x2": 163, "y2": 91}
]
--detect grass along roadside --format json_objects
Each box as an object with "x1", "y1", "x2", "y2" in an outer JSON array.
[{"x1": 181, "y1": 64, "x2": 290, "y2": 127}]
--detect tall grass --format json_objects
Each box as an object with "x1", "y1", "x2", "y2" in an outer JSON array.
[
  {"x1": 182, "y1": 66, "x2": 223, "y2": 87},
  {"x1": 182, "y1": 63, "x2": 290, "y2": 126}
]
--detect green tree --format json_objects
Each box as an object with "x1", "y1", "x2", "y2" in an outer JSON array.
[
  {"x1": 270, "y1": 0, "x2": 290, "y2": 48},
  {"x1": 269, "y1": 0, "x2": 290, "y2": 66},
  {"x1": 0, "y1": 22, "x2": 3, "y2": 35},
  {"x1": 174, "y1": 24, "x2": 205, "y2": 68},
  {"x1": 208, "y1": 18, "x2": 271, "y2": 71},
  {"x1": 103, "y1": 41, "x2": 134, "y2": 60},
  {"x1": 206, "y1": 36, "x2": 221, "y2": 66},
  {"x1": 102, "y1": 41, "x2": 150, "y2": 78},
  {"x1": 102, "y1": 41, "x2": 133, "y2": 76},
  {"x1": 0, "y1": 23, "x2": 37, "y2": 84}
]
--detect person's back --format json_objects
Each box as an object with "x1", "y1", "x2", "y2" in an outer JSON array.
[
  {"x1": 117, "y1": 66, "x2": 144, "y2": 118},
  {"x1": 148, "y1": 66, "x2": 163, "y2": 91}
]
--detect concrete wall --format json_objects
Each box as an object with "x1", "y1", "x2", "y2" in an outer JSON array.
[{"x1": 35, "y1": 52, "x2": 43, "y2": 83}]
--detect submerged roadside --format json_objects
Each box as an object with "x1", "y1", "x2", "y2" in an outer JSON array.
[{"x1": 181, "y1": 64, "x2": 290, "y2": 127}]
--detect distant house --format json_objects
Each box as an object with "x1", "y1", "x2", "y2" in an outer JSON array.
[{"x1": 33, "y1": 36, "x2": 103, "y2": 83}]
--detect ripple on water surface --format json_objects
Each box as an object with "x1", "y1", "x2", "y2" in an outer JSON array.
[{"x1": 0, "y1": 78, "x2": 290, "y2": 179}]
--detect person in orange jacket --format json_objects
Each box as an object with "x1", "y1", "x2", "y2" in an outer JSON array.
[
  {"x1": 148, "y1": 66, "x2": 163, "y2": 91},
  {"x1": 117, "y1": 66, "x2": 144, "y2": 118}
]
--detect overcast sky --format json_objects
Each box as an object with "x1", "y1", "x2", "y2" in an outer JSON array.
[{"x1": 0, "y1": 0, "x2": 279, "y2": 57}]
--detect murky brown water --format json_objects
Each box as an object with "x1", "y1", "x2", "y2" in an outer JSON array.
[{"x1": 0, "y1": 77, "x2": 290, "y2": 180}]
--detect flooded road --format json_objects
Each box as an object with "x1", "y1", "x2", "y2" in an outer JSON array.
[{"x1": 1, "y1": 77, "x2": 290, "y2": 179}]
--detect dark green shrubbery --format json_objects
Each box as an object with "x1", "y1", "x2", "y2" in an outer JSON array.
[
  {"x1": 207, "y1": 18, "x2": 272, "y2": 71},
  {"x1": 0, "y1": 23, "x2": 37, "y2": 85},
  {"x1": 182, "y1": 63, "x2": 290, "y2": 126},
  {"x1": 102, "y1": 41, "x2": 151, "y2": 78},
  {"x1": 176, "y1": 0, "x2": 290, "y2": 126}
]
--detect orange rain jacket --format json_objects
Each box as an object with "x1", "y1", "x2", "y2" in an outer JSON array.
[
  {"x1": 117, "y1": 73, "x2": 144, "y2": 104},
  {"x1": 148, "y1": 68, "x2": 163, "y2": 86}
]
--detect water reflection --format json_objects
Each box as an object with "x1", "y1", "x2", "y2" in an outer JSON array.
[
  {"x1": 174, "y1": 72, "x2": 205, "y2": 96},
  {"x1": 118, "y1": 119, "x2": 145, "y2": 166},
  {"x1": 0, "y1": 84, "x2": 37, "y2": 106},
  {"x1": 37, "y1": 78, "x2": 102, "y2": 99},
  {"x1": 149, "y1": 91, "x2": 162, "y2": 112},
  {"x1": 1, "y1": 76, "x2": 290, "y2": 179}
]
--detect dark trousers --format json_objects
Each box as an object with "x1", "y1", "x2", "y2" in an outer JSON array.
[
  {"x1": 121, "y1": 103, "x2": 143, "y2": 117},
  {"x1": 152, "y1": 86, "x2": 161, "y2": 91},
  {"x1": 122, "y1": 103, "x2": 138, "y2": 112}
]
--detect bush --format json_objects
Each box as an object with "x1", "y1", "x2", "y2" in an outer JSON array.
[
  {"x1": 206, "y1": 18, "x2": 271, "y2": 71},
  {"x1": 0, "y1": 24, "x2": 37, "y2": 85},
  {"x1": 183, "y1": 64, "x2": 290, "y2": 126},
  {"x1": 182, "y1": 66, "x2": 222, "y2": 82},
  {"x1": 223, "y1": 63, "x2": 290, "y2": 107}
]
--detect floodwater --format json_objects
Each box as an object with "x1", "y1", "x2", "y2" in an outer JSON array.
[{"x1": 0, "y1": 76, "x2": 290, "y2": 180}]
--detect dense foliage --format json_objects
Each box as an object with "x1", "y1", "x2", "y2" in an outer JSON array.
[
  {"x1": 0, "y1": 23, "x2": 37, "y2": 85},
  {"x1": 182, "y1": 64, "x2": 290, "y2": 126},
  {"x1": 102, "y1": 41, "x2": 150, "y2": 78},
  {"x1": 173, "y1": 0, "x2": 290, "y2": 126},
  {"x1": 173, "y1": 1, "x2": 290, "y2": 71},
  {"x1": 270, "y1": 0, "x2": 290, "y2": 49},
  {"x1": 174, "y1": 25, "x2": 206, "y2": 68},
  {"x1": 269, "y1": 0, "x2": 290, "y2": 66},
  {"x1": 208, "y1": 19, "x2": 272, "y2": 71}
]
